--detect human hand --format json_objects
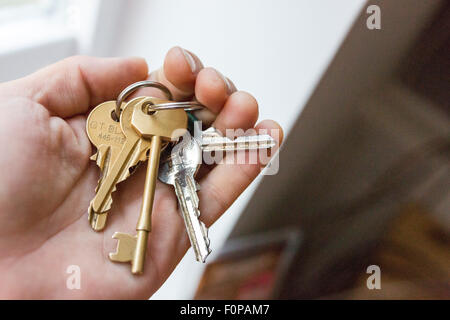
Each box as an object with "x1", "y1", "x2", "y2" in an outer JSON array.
[{"x1": 0, "y1": 47, "x2": 282, "y2": 299}]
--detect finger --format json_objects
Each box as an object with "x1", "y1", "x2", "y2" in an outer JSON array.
[
  {"x1": 198, "y1": 120, "x2": 283, "y2": 226},
  {"x1": 196, "y1": 68, "x2": 236, "y2": 113},
  {"x1": 0, "y1": 56, "x2": 148, "y2": 118},
  {"x1": 212, "y1": 91, "x2": 259, "y2": 134},
  {"x1": 137, "y1": 46, "x2": 203, "y2": 100},
  {"x1": 192, "y1": 68, "x2": 237, "y2": 126},
  {"x1": 134, "y1": 47, "x2": 238, "y2": 126}
]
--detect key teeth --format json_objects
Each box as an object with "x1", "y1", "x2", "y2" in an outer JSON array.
[
  {"x1": 198, "y1": 247, "x2": 212, "y2": 263},
  {"x1": 202, "y1": 225, "x2": 211, "y2": 247},
  {"x1": 88, "y1": 144, "x2": 144, "y2": 232},
  {"x1": 90, "y1": 152, "x2": 98, "y2": 161},
  {"x1": 199, "y1": 221, "x2": 211, "y2": 260},
  {"x1": 200, "y1": 221, "x2": 208, "y2": 235}
]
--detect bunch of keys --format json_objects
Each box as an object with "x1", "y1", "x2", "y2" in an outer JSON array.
[{"x1": 86, "y1": 81, "x2": 276, "y2": 274}]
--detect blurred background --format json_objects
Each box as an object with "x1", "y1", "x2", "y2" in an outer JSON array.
[{"x1": 0, "y1": 0, "x2": 448, "y2": 299}]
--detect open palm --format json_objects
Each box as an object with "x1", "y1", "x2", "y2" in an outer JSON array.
[{"x1": 0, "y1": 47, "x2": 282, "y2": 299}]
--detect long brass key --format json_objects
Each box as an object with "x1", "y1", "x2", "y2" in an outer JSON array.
[
  {"x1": 109, "y1": 99, "x2": 187, "y2": 274},
  {"x1": 86, "y1": 101, "x2": 146, "y2": 229}
]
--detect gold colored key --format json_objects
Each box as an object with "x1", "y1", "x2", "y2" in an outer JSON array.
[
  {"x1": 88, "y1": 97, "x2": 152, "y2": 231},
  {"x1": 86, "y1": 101, "x2": 146, "y2": 230},
  {"x1": 109, "y1": 98, "x2": 187, "y2": 274}
]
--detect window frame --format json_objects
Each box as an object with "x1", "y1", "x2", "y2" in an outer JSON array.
[{"x1": 0, "y1": 0, "x2": 126, "y2": 82}]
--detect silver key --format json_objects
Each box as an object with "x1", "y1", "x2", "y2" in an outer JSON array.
[
  {"x1": 159, "y1": 126, "x2": 276, "y2": 263},
  {"x1": 159, "y1": 135, "x2": 211, "y2": 263}
]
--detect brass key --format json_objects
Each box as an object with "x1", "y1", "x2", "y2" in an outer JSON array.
[
  {"x1": 109, "y1": 98, "x2": 187, "y2": 274},
  {"x1": 88, "y1": 97, "x2": 151, "y2": 231},
  {"x1": 86, "y1": 101, "x2": 146, "y2": 229}
]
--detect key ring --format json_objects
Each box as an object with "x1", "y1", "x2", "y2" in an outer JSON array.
[
  {"x1": 115, "y1": 80, "x2": 205, "y2": 119},
  {"x1": 142, "y1": 101, "x2": 204, "y2": 112},
  {"x1": 115, "y1": 80, "x2": 173, "y2": 119}
]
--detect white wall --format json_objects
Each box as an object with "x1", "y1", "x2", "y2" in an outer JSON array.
[
  {"x1": 108, "y1": 0, "x2": 365, "y2": 299},
  {"x1": 113, "y1": 0, "x2": 364, "y2": 134}
]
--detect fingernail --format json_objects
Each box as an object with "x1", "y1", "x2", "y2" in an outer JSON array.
[
  {"x1": 181, "y1": 47, "x2": 200, "y2": 74},
  {"x1": 214, "y1": 69, "x2": 234, "y2": 94}
]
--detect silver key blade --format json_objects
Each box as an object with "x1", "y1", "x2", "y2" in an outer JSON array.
[
  {"x1": 201, "y1": 134, "x2": 275, "y2": 152},
  {"x1": 174, "y1": 173, "x2": 211, "y2": 263},
  {"x1": 201, "y1": 127, "x2": 275, "y2": 152},
  {"x1": 159, "y1": 135, "x2": 210, "y2": 262}
]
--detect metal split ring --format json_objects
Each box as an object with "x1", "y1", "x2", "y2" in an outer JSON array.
[
  {"x1": 115, "y1": 80, "x2": 205, "y2": 119},
  {"x1": 142, "y1": 101, "x2": 205, "y2": 112}
]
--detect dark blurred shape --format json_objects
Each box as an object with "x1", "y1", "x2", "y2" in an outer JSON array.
[
  {"x1": 329, "y1": 205, "x2": 450, "y2": 299},
  {"x1": 401, "y1": 1, "x2": 450, "y2": 114}
]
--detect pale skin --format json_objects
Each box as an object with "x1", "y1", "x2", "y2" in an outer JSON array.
[{"x1": 0, "y1": 47, "x2": 283, "y2": 299}]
